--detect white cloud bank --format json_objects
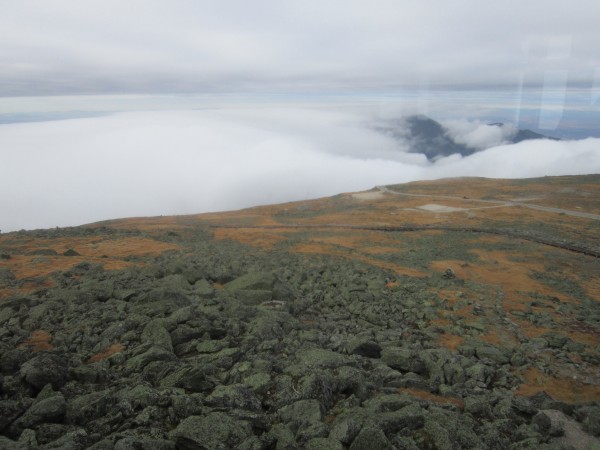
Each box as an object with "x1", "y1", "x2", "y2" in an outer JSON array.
[
  {"x1": 442, "y1": 120, "x2": 517, "y2": 150},
  {"x1": 1, "y1": 108, "x2": 599, "y2": 232}
]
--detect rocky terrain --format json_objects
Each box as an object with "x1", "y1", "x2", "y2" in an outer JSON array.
[{"x1": 1, "y1": 175, "x2": 599, "y2": 449}]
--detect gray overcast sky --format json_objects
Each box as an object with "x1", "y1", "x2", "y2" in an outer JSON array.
[{"x1": 1, "y1": 0, "x2": 599, "y2": 96}]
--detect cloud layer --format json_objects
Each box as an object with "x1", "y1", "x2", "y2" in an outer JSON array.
[
  {"x1": 1, "y1": 108, "x2": 599, "y2": 232},
  {"x1": 442, "y1": 120, "x2": 517, "y2": 150},
  {"x1": 1, "y1": 1, "x2": 599, "y2": 95}
]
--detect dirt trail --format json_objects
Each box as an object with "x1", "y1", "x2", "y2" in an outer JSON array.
[{"x1": 376, "y1": 185, "x2": 600, "y2": 220}]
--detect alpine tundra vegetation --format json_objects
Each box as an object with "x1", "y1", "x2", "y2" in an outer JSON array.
[{"x1": 1, "y1": 175, "x2": 599, "y2": 449}]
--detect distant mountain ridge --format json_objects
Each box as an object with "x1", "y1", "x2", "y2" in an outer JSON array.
[{"x1": 376, "y1": 115, "x2": 559, "y2": 160}]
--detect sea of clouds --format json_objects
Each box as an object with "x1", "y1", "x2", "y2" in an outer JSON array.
[{"x1": 1, "y1": 107, "x2": 599, "y2": 232}]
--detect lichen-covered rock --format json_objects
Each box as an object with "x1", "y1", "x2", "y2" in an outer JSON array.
[
  {"x1": 0, "y1": 399, "x2": 29, "y2": 432},
  {"x1": 577, "y1": 405, "x2": 600, "y2": 436},
  {"x1": 170, "y1": 412, "x2": 252, "y2": 449},
  {"x1": 65, "y1": 390, "x2": 112, "y2": 425},
  {"x1": 232, "y1": 289, "x2": 273, "y2": 305},
  {"x1": 296, "y1": 372, "x2": 338, "y2": 409},
  {"x1": 306, "y1": 437, "x2": 344, "y2": 450},
  {"x1": 206, "y1": 384, "x2": 262, "y2": 412},
  {"x1": 475, "y1": 345, "x2": 509, "y2": 364},
  {"x1": 381, "y1": 347, "x2": 426, "y2": 374},
  {"x1": 69, "y1": 362, "x2": 108, "y2": 384},
  {"x1": 125, "y1": 346, "x2": 176, "y2": 373},
  {"x1": 329, "y1": 417, "x2": 362, "y2": 445},
  {"x1": 532, "y1": 410, "x2": 564, "y2": 436},
  {"x1": 278, "y1": 399, "x2": 323, "y2": 425},
  {"x1": 20, "y1": 354, "x2": 68, "y2": 390},
  {"x1": 114, "y1": 437, "x2": 176, "y2": 450},
  {"x1": 349, "y1": 426, "x2": 394, "y2": 450},
  {"x1": 267, "y1": 423, "x2": 296, "y2": 449},
  {"x1": 10, "y1": 393, "x2": 66, "y2": 433},
  {"x1": 378, "y1": 403, "x2": 426, "y2": 433},
  {"x1": 345, "y1": 338, "x2": 382, "y2": 358},
  {"x1": 296, "y1": 349, "x2": 353, "y2": 370},
  {"x1": 193, "y1": 279, "x2": 215, "y2": 298},
  {"x1": 0, "y1": 215, "x2": 598, "y2": 449},
  {"x1": 38, "y1": 427, "x2": 88, "y2": 449},
  {"x1": 422, "y1": 417, "x2": 453, "y2": 450},
  {"x1": 0, "y1": 436, "x2": 19, "y2": 449},
  {"x1": 464, "y1": 395, "x2": 492, "y2": 418},
  {"x1": 141, "y1": 319, "x2": 174, "y2": 353},
  {"x1": 226, "y1": 272, "x2": 276, "y2": 291}
]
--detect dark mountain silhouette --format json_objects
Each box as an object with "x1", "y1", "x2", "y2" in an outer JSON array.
[
  {"x1": 514, "y1": 128, "x2": 558, "y2": 143},
  {"x1": 376, "y1": 115, "x2": 558, "y2": 161}
]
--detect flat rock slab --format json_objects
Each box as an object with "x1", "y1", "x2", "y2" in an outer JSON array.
[{"x1": 418, "y1": 204, "x2": 467, "y2": 213}]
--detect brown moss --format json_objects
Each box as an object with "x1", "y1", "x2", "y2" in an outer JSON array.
[
  {"x1": 87, "y1": 343, "x2": 126, "y2": 363},
  {"x1": 0, "y1": 236, "x2": 179, "y2": 282},
  {"x1": 479, "y1": 327, "x2": 519, "y2": 348},
  {"x1": 18, "y1": 330, "x2": 54, "y2": 352},
  {"x1": 213, "y1": 227, "x2": 288, "y2": 250},
  {"x1": 437, "y1": 334, "x2": 464, "y2": 351},
  {"x1": 397, "y1": 387, "x2": 465, "y2": 409},
  {"x1": 515, "y1": 367, "x2": 600, "y2": 403}
]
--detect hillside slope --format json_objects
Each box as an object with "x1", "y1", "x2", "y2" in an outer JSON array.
[{"x1": 1, "y1": 175, "x2": 599, "y2": 449}]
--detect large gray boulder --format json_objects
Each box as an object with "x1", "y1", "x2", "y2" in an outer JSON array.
[
  {"x1": 381, "y1": 347, "x2": 426, "y2": 374},
  {"x1": 141, "y1": 319, "x2": 174, "y2": 352},
  {"x1": 20, "y1": 354, "x2": 68, "y2": 390},
  {"x1": 170, "y1": 412, "x2": 252, "y2": 449},
  {"x1": 349, "y1": 426, "x2": 394, "y2": 450},
  {"x1": 10, "y1": 393, "x2": 66, "y2": 432}
]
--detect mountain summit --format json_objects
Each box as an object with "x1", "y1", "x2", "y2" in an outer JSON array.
[{"x1": 376, "y1": 115, "x2": 558, "y2": 160}]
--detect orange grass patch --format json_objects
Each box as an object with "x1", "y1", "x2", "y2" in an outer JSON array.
[
  {"x1": 432, "y1": 252, "x2": 548, "y2": 300},
  {"x1": 511, "y1": 318, "x2": 600, "y2": 348},
  {"x1": 213, "y1": 227, "x2": 289, "y2": 250},
  {"x1": 1, "y1": 255, "x2": 132, "y2": 281},
  {"x1": 479, "y1": 327, "x2": 520, "y2": 348},
  {"x1": 0, "y1": 236, "x2": 179, "y2": 282},
  {"x1": 437, "y1": 334, "x2": 465, "y2": 351},
  {"x1": 306, "y1": 233, "x2": 405, "y2": 257},
  {"x1": 87, "y1": 343, "x2": 126, "y2": 363},
  {"x1": 18, "y1": 330, "x2": 54, "y2": 352},
  {"x1": 431, "y1": 250, "x2": 582, "y2": 314},
  {"x1": 515, "y1": 367, "x2": 600, "y2": 403}
]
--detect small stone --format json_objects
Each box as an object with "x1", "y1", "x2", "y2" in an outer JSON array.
[{"x1": 443, "y1": 268, "x2": 456, "y2": 279}]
